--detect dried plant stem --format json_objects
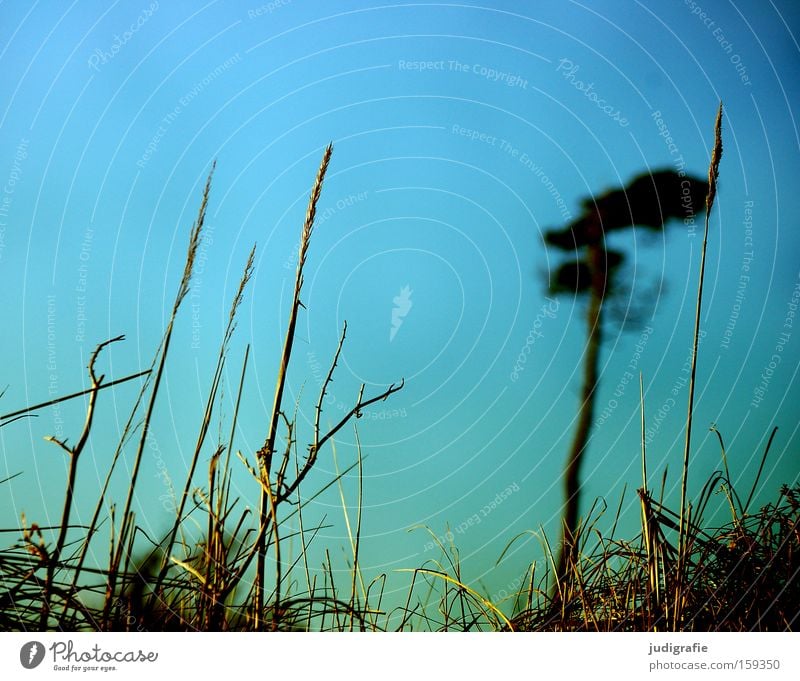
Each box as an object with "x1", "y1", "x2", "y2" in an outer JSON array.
[
  {"x1": 640, "y1": 372, "x2": 648, "y2": 494},
  {"x1": 0, "y1": 370, "x2": 150, "y2": 425},
  {"x1": 60, "y1": 363, "x2": 158, "y2": 626},
  {"x1": 39, "y1": 336, "x2": 123, "y2": 627},
  {"x1": 283, "y1": 380, "x2": 403, "y2": 507},
  {"x1": 350, "y1": 427, "x2": 365, "y2": 629},
  {"x1": 331, "y1": 429, "x2": 366, "y2": 631},
  {"x1": 743, "y1": 426, "x2": 778, "y2": 514},
  {"x1": 150, "y1": 244, "x2": 255, "y2": 601},
  {"x1": 677, "y1": 102, "x2": 723, "y2": 628},
  {"x1": 225, "y1": 345, "x2": 250, "y2": 485},
  {"x1": 254, "y1": 144, "x2": 332, "y2": 628},
  {"x1": 102, "y1": 163, "x2": 214, "y2": 628}
]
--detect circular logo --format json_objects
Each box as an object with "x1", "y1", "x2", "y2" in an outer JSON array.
[{"x1": 20, "y1": 641, "x2": 45, "y2": 669}]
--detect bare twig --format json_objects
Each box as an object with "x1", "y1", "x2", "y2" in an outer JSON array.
[
  {"x1": 314, "y1": 321, "x2": 348, "y2": 452},
  {"x1": 39, "y1": 335, "x2": 124, "y2": 627},
  {"x1": 279, "y1": 379, "x2": 403, "y2": 505},
  {"x1": 0, "y1": 370, "x2": 150, "y2": 424}
]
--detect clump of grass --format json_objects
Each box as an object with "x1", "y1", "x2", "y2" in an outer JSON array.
[
  {"x1": 0, "y1": 147, "x2": 403, "y2": 632},
  {"x1": 494, "y1": 477, "x2": 800, "y2": 632},
  {"x1": 394, "y1": 459, "x2": 798, "y2": 632}
]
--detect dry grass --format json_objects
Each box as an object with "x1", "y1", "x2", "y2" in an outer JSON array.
[
  {"x1": 1, "y1": 109, "x2": 797, "y2": 632},
  {"x1": 0, "y1": 147, "x2": 403, "y2": 631}
]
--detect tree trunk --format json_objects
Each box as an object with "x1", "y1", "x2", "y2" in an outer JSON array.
[{"x1": 554, "y1": 219, "x2": 606, "y2": 599}]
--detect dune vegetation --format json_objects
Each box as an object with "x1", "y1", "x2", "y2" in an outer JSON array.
[{"x1": 1, "y1": 105, "x2": 797, "y2": 632}]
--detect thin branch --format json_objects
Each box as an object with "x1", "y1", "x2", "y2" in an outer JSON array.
[
  {"x1": 278, "y1": 379, "x2": 404, "y2": 505},
  {"x1": 40, "y1": 335, "x2": 123, "y2": 627},
  {"x1": 0, "y1": 370, "x2": 150, "y2": 423},
  {"x1": 315, "y1": 321, "x2": 348, "y2": 450}
]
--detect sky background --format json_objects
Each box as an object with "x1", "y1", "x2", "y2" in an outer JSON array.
[{"x1": 1, "y1": 0, "x2": 799, "y2": 616}]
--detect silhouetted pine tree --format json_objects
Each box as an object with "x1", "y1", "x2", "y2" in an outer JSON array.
[{"x1": 544, "y1": 168, "x2": 708, "y2": 596}]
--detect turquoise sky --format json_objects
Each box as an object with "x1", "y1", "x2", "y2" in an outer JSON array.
[{"x1": 1, "y1": 0, "x2": 799, "y2": 617}]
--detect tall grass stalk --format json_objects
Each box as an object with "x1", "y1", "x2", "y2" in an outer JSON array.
[
  {"x1": 254, "y1": 145, "x2": 332, "y2": 627},
  {"x1": 102, "y1": 163, "x2": 214, "y2": 628},
  {"x1": 677, "y1": 102, "x2": 723, "y2": 629},
  {"x1": 150, "y1": 244, "x2": 256, "y2": 602}
]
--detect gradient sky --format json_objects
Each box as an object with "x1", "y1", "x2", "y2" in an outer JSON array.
[{"x1": 1, "y1": 0, "x2": 799, "y2": 617}]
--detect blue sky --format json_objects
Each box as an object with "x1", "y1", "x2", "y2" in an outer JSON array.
[{"x1": 1, "y1": 0, "x2": 799, "y2": 615}]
